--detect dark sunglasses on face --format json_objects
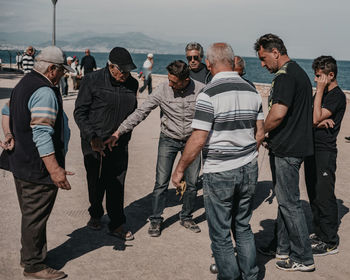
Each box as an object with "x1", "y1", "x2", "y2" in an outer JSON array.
[{"x1": 186, "y1": 55, "x2": 200, "y2": 62}]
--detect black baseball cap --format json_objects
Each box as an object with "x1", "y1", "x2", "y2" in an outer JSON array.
[{"x1": 109, "y1": 47, "x2": 136, "y2": 72}]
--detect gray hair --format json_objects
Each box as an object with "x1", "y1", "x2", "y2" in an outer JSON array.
[
  {"x1": 33, "y1": 60, "x2": 53, "y2": 74},
  {"x1": 206, "y1": 43, "x2": 235, "y2": 68},
  {"x1": 185, "y1": 42, "x2": 204, "y2": 58}
]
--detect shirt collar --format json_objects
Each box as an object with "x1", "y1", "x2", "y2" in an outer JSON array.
[{"x1": 211, "y1": 71, "x2": 239, "y2": 82}]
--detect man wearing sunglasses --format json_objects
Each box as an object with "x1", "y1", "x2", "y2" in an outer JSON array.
[
  {"x1": 105, "y1": 60, "x2": 205, "y2": 237},
  {"x1": 74, "y1": 47, "x2": 138, "y2": 241},
  {"x1": 185, "y1": 42, "x2": 212, "y2": 84}
]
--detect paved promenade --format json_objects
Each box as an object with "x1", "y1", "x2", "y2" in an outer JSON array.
[{"x1": 0, "y1": 70, "x2": 350, "y2": 279}]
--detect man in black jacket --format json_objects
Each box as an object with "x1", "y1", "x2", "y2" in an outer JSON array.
[
  {"x1": 74, "y1": 47, "x2": 138, "y2": 241},
  {"x1": 185, "y1": 42, "x2": 212, "y2": 84},
  {"x1": 81, "y1": 49, "x2": 97, "y2": 75}
]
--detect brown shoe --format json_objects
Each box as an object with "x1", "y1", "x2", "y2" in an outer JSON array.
[{"x1": 23, "y1": 267, "x2": 66, "y2": 279}]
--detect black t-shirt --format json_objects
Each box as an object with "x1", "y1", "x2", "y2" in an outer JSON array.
[
  {"x1": 268, "y1": 61, "x2": 314, "y2": 157},
  {"x1": 314, "y1": 86, "x2": 346, "y2": 152}
]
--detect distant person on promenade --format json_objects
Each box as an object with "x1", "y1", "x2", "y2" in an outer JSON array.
[
  {"x1": 22, "y1": 46, "x2": 35, "y2": 74},
  {"x1": 71, "y1": 58, "x2": 82, "y2": 90},
  {"x1": 105, "y1": 60, "x2": 205, "y2": 237},
  {"x1": 81, "y1": 48, "x2": 97, "y2": 75},
  {"x1": 304, "y1": 56, "x2": 346, "y2": 256},
  {"x1": 16, "y1": 52, "x2": 23, "y2": 70},
  {"x1": 0, "y1": 46, "x2": 73, "y2": 280},
  {"x1": 59, "y1": 56, "x2": 73, "y2": 97},
  {"x1": 139, "y1": 53, "x2": 154, "y2": 94},
  {"x1": 171, "y1": 43, "x2": 264, "y2": 280},
  {"x1": 234, "y1": 55, "x2": 256, "y2": 88},
  {"x1": 74, "y1": 47, "x2": 138, "y2": 240},
  {"x1": 185, "y1": 42, "x2": 212, "y2": 84},
  {"x1": 255, "y1": 33, "x2": 315, "y2": 272}
]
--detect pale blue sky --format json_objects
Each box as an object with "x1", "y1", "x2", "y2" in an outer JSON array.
[{"x1": 1, "y1": 0, "x2": 349, "y2": 60}]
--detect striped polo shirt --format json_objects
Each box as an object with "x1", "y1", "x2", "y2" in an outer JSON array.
[{"x1": 192, "y1": 71, "x2": 264, "y2": 173}]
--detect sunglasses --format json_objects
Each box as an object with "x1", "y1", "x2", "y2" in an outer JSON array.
[
  {"x1": 186, "y1": 55, "x2": 200, "y2": 62},
  {"x1": 109, "y1": 63, "x2": 129, "y2": 74},
  {"x1": 56, "y1": 65, "x2": 68, "y2": 74}
]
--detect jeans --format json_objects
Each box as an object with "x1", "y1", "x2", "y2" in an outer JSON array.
[
  {"x1": 59, "y1": 77, "x2": 68, "y2": 96},
  {"x1": 150, "y1": 133, "x2": 201, "y2": 222},
  {"x1": 271, "y1": 155, "x2": 314, "y2": 265},
  {"x1": 304, "y1": 151, "x2": 339, "y2": 245},
  {"x1": 139, "y1": 76, "x2": 152, "y2": 94},
  {"x1": 203, "y1": 159, "x2": 259, "y2": 280}
]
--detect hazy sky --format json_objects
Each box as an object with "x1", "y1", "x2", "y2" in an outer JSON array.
[{"x1": 1, "y1": 0, "x2": 349, "y2": 60}]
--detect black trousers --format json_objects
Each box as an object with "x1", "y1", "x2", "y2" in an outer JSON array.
[
  {"x1": 83, "y1": 145, "x2": 128, "y2": 231},
  {"x1": 14, "y1": 177, "x2": 58, "y2": 273},
  {"x1": 304, "y1": 150, "x2": 339, "y2": 245}
]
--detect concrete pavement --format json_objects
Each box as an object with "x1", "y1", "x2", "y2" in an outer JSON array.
[{"x1": 0, "y1": 70, "x2": 350, "y2": 279}]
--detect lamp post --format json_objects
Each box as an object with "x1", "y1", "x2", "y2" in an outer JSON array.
[{"x1": 52, "y1": 0, "x2": 58, "y2": 46}]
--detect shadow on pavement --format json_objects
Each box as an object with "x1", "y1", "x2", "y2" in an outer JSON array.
[
  {"x1": 46, "y1": 220, "x2": 128, "y2": 270},
  {"x1": 255, "y1": 198, "x2": 349, "y2": 280}
]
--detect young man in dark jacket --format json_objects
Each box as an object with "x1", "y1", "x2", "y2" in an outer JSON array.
[{"x1": 74, "y1": 47, "x2": 138, "y2": 241}]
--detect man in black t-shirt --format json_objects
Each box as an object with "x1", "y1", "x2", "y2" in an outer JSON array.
[
  {"x1": 81, "y1": 49, "x2": 97, "y2": 75},
  {"x1": 254, "y1": 34, "x2": 315, "y2": 272},
  {"x1": 304, "y1": 56, "x2": 346, "y2": 257}
]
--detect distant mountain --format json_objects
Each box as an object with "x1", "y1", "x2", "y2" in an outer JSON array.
[{"x1": 0, "y1": 31, "x2": 185, "y2": 54}]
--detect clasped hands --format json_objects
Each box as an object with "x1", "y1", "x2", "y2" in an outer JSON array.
[
  {"x1": 0, "y1": 133, "x2": 15, "y2": 151},
  {"x1": 90, "y1": 131, "x2": 120, "y2": 156}
]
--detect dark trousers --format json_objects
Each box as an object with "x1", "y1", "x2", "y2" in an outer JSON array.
[
  {"x1": 14, "y1": 177, "x2": 58, "y2": 273},
  {"x1": 304, "y1": 150, "x2": 339, "y2": 245},
  {"x1": 139, "y1": 76, "x2": 152, "y2": 94},
  {"x1": 83, "y1": 146, "x2": 128, "y2": 231}
]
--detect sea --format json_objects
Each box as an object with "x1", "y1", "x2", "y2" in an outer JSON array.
[{"x1": 1, "y1": 50, "x2": 350, "y2": 90}]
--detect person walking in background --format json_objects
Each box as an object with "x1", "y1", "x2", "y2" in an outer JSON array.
[
  {"x1": 255, "y1": 33, "x2": 315, "y2": 272},
  {"x1": 71, "y1": 58, "x2": 82, "y2": 90},
  {"x1": 74, "y1": 47, "x2": 138, "y2": 240},
  {"x1": 139, "y1": 53, "x2": 154, "y2": 94},
  {"x1": 304, "y1": 56, "x2": 346, "y2": 256},
  {"x1": 105, "y1": 60, "x2": 205, "y2": 237},
  {"x1": 0, "y1": 46, "x2": 73, "y2": 280},
  {"x1": 81, "y1": 49, "x2": 97, "y2": 75},
  {"x1": 172, "y1": 43, "x2": 264, "y2": 280},
  {"x1": 22, "y1": 46, "x2": 35, "y2": 74},
  {"x1": 16, "y1": 52, "x2": 23, "y2": 70},
  {"x1": 185, "y1": 42, "x2": 212, "y2": 84}
]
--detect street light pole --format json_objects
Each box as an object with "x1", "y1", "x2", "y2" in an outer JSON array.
[{"x1": 52, "y1": 0, "x2": 58, "y2": 46}]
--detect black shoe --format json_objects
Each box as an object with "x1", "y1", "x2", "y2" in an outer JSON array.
[
  {"x1": 309, "y1": 233, "x2": 322, "y2": 248},
  {"x1": 148, "y1": 221, "x2": 161, "y2": 237},
  {"x1": 312, "y1": 241, "x2": 339, "y2": 256},
  {"x1": 275, "y1": 258, "x2": 315, "y2": 272},
  {"x1": 180, "y1": 219, "x2": 201, "y2": 233},
  {"x1": 257, "y1": 245, "x2": 288, "y2": 259},
  {"x1": 87, "y1": 217, "x2": 102, "y2": 230},
  {"x1": 345, "y1": 136, "x2": 350, "y2": 142}
]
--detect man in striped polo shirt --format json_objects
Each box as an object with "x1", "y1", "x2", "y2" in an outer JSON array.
[
  {"x1": 22, "y1": 46, "x2": 35, "y2": 74},
  {"x1": 172, "y1": 43, "x2": 264, "y2": 280}
]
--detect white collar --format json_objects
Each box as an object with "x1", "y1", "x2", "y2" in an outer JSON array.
[{"x1": 211, "y1": 71, "x2": 239, "y2": 82}]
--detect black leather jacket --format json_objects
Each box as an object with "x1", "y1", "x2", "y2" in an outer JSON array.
[{"x1": 74, "y1": 67, "x2": 138, "y2": 155}]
